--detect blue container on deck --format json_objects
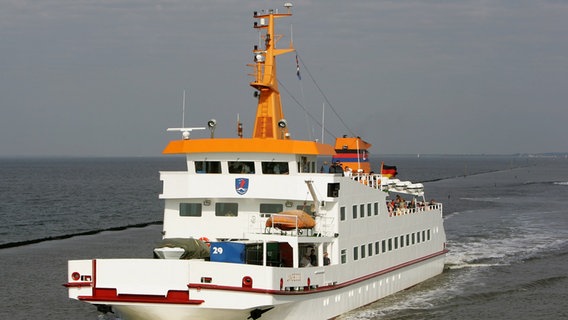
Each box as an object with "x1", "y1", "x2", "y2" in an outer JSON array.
[{"x1": 209, "y1": 242, "x2": 245, "y2": 263}]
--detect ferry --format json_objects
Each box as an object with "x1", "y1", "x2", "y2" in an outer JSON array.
[{"x1": 65, "y1": 4, "x2": 447, "y2": 319}]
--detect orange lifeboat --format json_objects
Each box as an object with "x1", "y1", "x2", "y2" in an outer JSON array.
[{"x1": 265, "y1": 210, "x2": 316, "y2": 231}]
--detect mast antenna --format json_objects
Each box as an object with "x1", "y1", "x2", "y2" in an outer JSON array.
[
  {"x1": 182, "y1": 90, "x2": 187, "y2": 128},
  {"x1": 290, "y1": 24, "x2": 294, "y2": 47},
  {"x1": 321, "y1": 103, "x2": 325, "y2": 144},
  {"x1": 167, "y1": 90, "x2": 205, "y2": 139}
]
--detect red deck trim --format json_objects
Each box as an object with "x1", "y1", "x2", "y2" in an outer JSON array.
[
  {"x1": 79, "y1": 288, "x2": 204, "y2": 305},
  {"x1": 188, "y1": 249, "x2": 448, "y2": 295},
  {"x1": 63, "y1": 282, "x2": 92, "y2": 288}
]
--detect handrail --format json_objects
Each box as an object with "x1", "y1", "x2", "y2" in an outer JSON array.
[{"x1": 390, "y1": 203, "x2": 443, "y2": 217}]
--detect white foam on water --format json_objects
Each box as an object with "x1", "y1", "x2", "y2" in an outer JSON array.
[
  {"x1": 339, "y1": 274, "x2": 465, "y2": 320},
  {"x1": 459, "y1": 197, "x2": 502, "y2": 202},
  {"x1": 445, "y1": 263, "x2": 502, "y2": 270},
  {"x1": 339, "y1": 211, "x2": 568, "y2": 319},
  {"x1": 446, "y1": 230, "x2": 564, "y2": 269},
  {"x1": 443, "y1": 211, "x2": 463, "y2": 220},
  {"x1": 98, "y1": 313, "x2": 122, "y2": 320}
]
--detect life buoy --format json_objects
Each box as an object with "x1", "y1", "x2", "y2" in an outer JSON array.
[{"x1": 199, "y1": 237, "x2": 211, "y2": 247}]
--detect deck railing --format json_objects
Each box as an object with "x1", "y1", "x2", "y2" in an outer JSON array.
[{"x1": 389, "y1": 203, "x2": 442, "y2": 217}]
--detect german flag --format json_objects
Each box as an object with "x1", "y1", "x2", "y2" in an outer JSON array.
[{"x1": 381, "y1": 164, "x2": 398, "y2": 178}]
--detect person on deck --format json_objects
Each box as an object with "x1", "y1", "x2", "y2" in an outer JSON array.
[
  {"x1": 309, "y1": 248, "x2": 317, "y2": 266},
  {"x1": 323, "y1": 252, "x2": 330, "y2": 266},
  {"x1": 329, "y1": 161, "x2": 344, "y2": 175},
  {"x1": 300, "y1": 253, "x2": 312, "y2": 267},
  {"x1": 320, "y1": 161, "x2": 330, "y2": 173}
]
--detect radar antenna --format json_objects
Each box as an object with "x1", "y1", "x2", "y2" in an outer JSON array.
[{"x1": 167, "y1": 90, "x2": 205, "y2": 139}]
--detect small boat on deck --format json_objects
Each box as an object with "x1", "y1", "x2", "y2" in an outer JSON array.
[{"x1": 265, "y1": 210, "x2": 316, "y2": 231}]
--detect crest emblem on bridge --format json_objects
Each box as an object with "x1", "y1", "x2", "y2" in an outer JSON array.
[{"x1": 235, "y1": 178, "x2": 249, "y2": 195}]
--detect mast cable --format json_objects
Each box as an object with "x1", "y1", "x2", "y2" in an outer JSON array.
[
  {"x1": 278, "y1": 80, "x2": 337, "y2": 140},
  {"x1": 296, "y1": 53, "x2": 356, "y2": 137},
  {"x1": 298, "y1": 73, "x2": 313, "y2": 141}
]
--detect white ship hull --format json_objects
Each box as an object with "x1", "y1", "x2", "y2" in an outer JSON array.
[{"x1": 68, "y1": 252, "x2": 445, "y2": 320}]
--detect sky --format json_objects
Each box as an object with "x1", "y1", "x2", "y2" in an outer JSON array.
[{"x1": 1, "y1": 0, "x2": 567, "y2": 157}]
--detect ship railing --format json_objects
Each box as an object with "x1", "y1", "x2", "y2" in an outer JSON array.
[
  {"x1": 389, "y1": 203, "x2": 443, "y2": 217},
  {"x1": 344, "y1": 172, "x2": 381, "y2": 189},
  {"x1": 247, "y1": 213, "x2": 334, "y2": 236},
  {"x1": 247, "y1": 213, "x2": 266, "y2": 234},
  {"x1": 314, "y1": 215, "x2": 336, "y2": 238},
  {"x1": 345, "y1": 173, "x2": 432, "y2": 199},
  {"x1": 345, "y1": 172, "x2": 395, "y2": 191}
]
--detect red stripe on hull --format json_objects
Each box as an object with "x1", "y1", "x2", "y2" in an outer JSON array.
[
  {"x1": 188, "y1": 249, "x2": 448, "y2": 295},
  {"x1": 79, "y1": 288, "x2": 204, "y2": 305}
]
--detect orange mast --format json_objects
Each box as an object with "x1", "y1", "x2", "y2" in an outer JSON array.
[
  {"x1": 163, "y1": 4, "x2": 335, "y2": 157},
  {"x1": 250, "y1": 6, "x2": 295, "y2": 139}
]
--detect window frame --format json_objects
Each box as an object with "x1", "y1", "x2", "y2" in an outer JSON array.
[
  {"x1": 259, "y1": 203, "x2": 284, "y2": 218},
  {"x1": 215, "y1": 202, "x2": 239, "y2": 217},
  {"x1": 179, "y1": 203, "x2": 202, "y2": 217}
]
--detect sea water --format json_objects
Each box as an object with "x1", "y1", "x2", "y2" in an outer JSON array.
[{"x1": 0, "y1": 155, "x2": 566, "y2": 319}]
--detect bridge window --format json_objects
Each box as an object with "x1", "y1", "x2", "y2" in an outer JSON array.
[
  {"x1": 296, "y1": 205, "x2": 312, "y2": 214},
  {"x1": 298, "y1": 156, "x2": 313, "y2": 173},
  {"x1": 260, "y1": 203, "x2": 283, "y2": 218},
  {"x1": 261, "y1": 162, "x2": 289, "y2": 174},
  {"x1": 195, "y1": 161, "x2": 221, "y2": 173},
  {"x1": 180, "y1": 203, "x2": 202, "y2": 217},
  {"x1": 215, "y1": 203, "x2": 238, "y2": 217},
  {"x1": 228, "y1": 161, "x2": 255, "y2": 174}
]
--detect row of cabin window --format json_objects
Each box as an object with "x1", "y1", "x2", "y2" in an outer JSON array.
[
  {"x1": 180, "y1": 202, "x2": 310, "y2": 217},
  {"x1": 339, "y1": 229, "x2": 432, "y2": 264},
  {"x1": 339, "y1": 203, "x2": 380, "y2": 221},
  {"x1": 193, "y1": 160, "x2": 316, "y2": 174}
]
